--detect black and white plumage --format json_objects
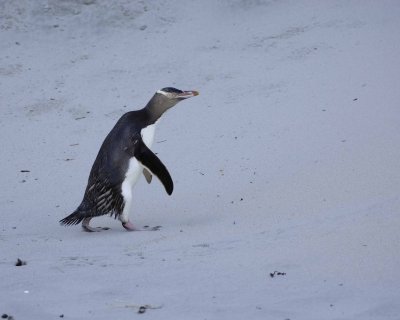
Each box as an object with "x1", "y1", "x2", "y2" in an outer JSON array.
[{"x1": 60, "y1": 87, "x2": 198, "y2": 231}]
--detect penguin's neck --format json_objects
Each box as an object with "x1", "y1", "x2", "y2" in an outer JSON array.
[
  {"x1": 143, "y1": 108, "x2": 161, "y2": 126},
  {"x1": 143, "y1": 94, "x2": 174, "y2": 125},
  {"x1": 143, "y1": 96, "x2": 162, "y2": 124}
]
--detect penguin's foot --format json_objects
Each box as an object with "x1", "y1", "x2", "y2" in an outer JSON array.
[
  {"x1": 82, "y1": 225, "x2": 110, "y2": 232},
  {"x1": 82, "y1": 218, "x2": 110, "y2": 232},
  {"x1": 122, "y1": 220, "x2": 161, "y2": 231}
]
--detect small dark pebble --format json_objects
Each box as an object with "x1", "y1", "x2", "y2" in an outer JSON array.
[
  {"x1": 59, "y1": 314, "x2": 64, "y2": 318},
  {"x1": 353, "y1": 98, "x2": 358, "y2": 101},
  {"x1": 20, "y1": 170, "x2": 30, "y2": 173},
  {"x1": 2, "y1": 314, "x2": 8, "y2": 319},
  {"x1": 16, "y1": 258, "x2": 27, "y2": 266},
  {"x1": 270, "y1": 271, "x2": 286, "y2": 278},
  {"x1": 138, "y1": 306, "x2": 146, "y2": 314}
]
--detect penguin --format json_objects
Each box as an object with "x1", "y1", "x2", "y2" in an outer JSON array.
[{"x1": 60, "y1": 87, "x2": 199, "y2": 232}]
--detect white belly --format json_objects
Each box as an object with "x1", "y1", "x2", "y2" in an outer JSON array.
[
  {"x1": 119, "y1": 122, "x2": 158, "y2": 221},
  {"x1": 122, "y1": 122, "x2": 158, "y2": 192}
]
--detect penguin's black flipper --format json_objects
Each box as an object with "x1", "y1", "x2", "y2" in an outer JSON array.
[{"x1": 128, "y1": 135, "x2": 173, "y2": 195}]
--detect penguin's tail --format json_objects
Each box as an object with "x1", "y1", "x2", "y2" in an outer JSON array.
[{"x1": 59, "y1": 210, "x2": 86, "y2": 226}]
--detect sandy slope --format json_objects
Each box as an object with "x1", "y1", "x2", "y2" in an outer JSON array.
[{"x1": 1, "y1": 1, "x2": 400, "y2": 319}]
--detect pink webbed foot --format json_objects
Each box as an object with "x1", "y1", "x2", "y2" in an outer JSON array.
[
  {"x1": 82, "y1": 218, "x2": 110, "y2": 232},
  {"x1": 122, "y1": 220, "x2": 161, "y2": 231}
]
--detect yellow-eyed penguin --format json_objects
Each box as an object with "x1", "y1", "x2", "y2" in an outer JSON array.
[{"x1": 60, "y1": 87, "x2": 199, "y2": 231}]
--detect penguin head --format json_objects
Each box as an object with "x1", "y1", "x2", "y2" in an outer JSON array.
[
  {"x1": 148, "y1": 87, "x2": 199, "y2": 116},
  {"x1": 156, "y1": 87, "x2": 199, "y2": 101}
]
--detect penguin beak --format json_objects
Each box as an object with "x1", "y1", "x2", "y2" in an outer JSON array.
[{"x1": 177, "y1": 90, "x2": 199, "y2": 99}]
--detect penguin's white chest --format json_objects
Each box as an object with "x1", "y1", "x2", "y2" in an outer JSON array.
[
  {"x1": 141, "y1": 123, "x2": 157, "y2": 148},
  {"x1": 122, "y1": 123, "x2": 157, "y2": 191}
]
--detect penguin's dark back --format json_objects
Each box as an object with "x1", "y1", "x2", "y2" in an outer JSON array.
[{"x1": 88, "y1": 111, "x2": 149, "y2": 186}]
